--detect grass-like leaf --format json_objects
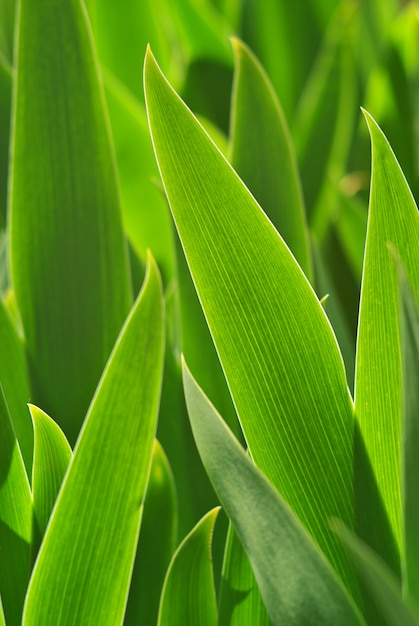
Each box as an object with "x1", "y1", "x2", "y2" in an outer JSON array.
[
  {"x1": 0, "y1": 387, "x2": 32, "y2": 626},
  {"x1": 158, "y1": 507, "x2": 219, "y2": 626},
  {"x1": 0, "y1": 296, "x2": 32, "y2": 474},
  {"x1": 144, "y1": 47, "x2": 358, "y2": 596},
  {"x1": 398, "y1": 264, "x2": 419, "y2": 605},
  {"x1": 334, "y1": 521, "x2": 419, "y2": 626},
  {"x1": 9, "y1": 0, "x2": 132, "y2": 444},
  {"x1": 125, "y1": 439, "x2": 177, "y2": 625},
  {"x1": 218, "y1": 523, "x2": 271, "y2": 626},
  {"x1": 229, "y1": 38, "x2": 312, "y2": 280},
  {"x1": 355, "y1": 110, "x2": 419, "y2": 553},
  {"x1": 30, "y1": 405, "x2": 72, "y2": 550},
  {"x1": 183, "y1": 361, "x2": 364, "y2": 625},
  {"x1": 23, "y1": 256, "x2": 164, "y2": 626}
]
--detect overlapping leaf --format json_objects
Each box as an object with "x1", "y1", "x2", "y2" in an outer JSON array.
[
  {"x1": 23, "y1": 257, "x2": 164, "y2": 626},
  {"x1": 158, "y1": 507, "x2": 219, "y2": 626},
  {"x1": 355, "y1": 111, "x2": 419, "y2": 555},
  {"x1": 144, "y1": 48, "x2": 358, "y2": 596},
  {"x1": 183, "y1": 363, "x2": 364, "y2": 625}
]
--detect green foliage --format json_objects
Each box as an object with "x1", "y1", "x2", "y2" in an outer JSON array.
[{"x1": 1, "y1": 0, "x2": 418, "y2": 624}]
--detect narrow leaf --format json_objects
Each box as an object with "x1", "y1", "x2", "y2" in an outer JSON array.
[
  {"x1": 144, "y1": 48, "x2": 358, "y2": 595},
  {"x1": 0, "y1": 387, "x2": 32, "y2": 626},
  {"x1": 125, "y1": 439, "x2": 177, "y2": 626},
  {"x1": 229, "y1": 38, "x2": 312, "y2": 280},
  {"x1": 9, "y1": 0, "x2": 132, "y2": 444},
  {"x1": 30, "y1": 405, "x2": 72, "y2": 549},
  {"x1": 158, "y1": 507, "x2": 219, "y2": 626},
  {"x1": 218, "y1": 522, "x2": 271, "y2": 626},
  {"x1": 23, "y1": 256, "x2": 164, "y2": 626},
  {"x1": 355, "y1": 110, "x2": 419, "y2": 552},
  {"x1": 183, "y1": 362, "x2": 364, "y2": 625},
  {"x1": 0, "y1": 296, "x2": 32, "y2": 474},
  {"x1": 335, "y1": 522, "x2": 419, "y2": 626},
  {"x1": 398, "y1": 264, "x2": 419, "y2": 604}
]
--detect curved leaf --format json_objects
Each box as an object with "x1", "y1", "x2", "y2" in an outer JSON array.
[
  {"x1": 183, "y1": 362, "x2": 364, "y2": 626},
  {"x1": 23, "y1": 256, "x2": 164, "y2": 626},
  {"x1": 144, "y1": 48, "x2": 358, "y2": 596},
  {"x1": 30, "y1": 405, "x2": 72, "y2": 550},
  {"x1": 354, "y1": 111, "x2": 419, "y2": 553},
  {"x1": 158, "y1": 507, "x2": 219, "y2": 626},
  {"x1": 229, "y1": 38, "x2": 312, "y2": 280},
  {"x1": 125, "y1": 439, "x2": 177, "y2": 626},
  {"x1": 9, "y1": 0, "x2": 132, "y2": 444},
  {"x1": 0, "y1": 388, "x2": 32, "y2": 626}
]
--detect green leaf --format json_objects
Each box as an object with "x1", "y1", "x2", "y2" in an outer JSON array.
[
  {"x1": 125, "y1": 439, "x2": 177, "y2": 626},
  {"x1": 30, "y1": 405, "x2": 72, "y2": 550},
  {"x1": 354, "y1": 110, "x2": 419, "y2": 554},
  {"x1": 183, "y1": 362, "x2": 364, "y2": 625},
  {"x1": 103, "y1": 70, "x2": 175, "y2": 284},
  {"x1": 0, "y1": 596, "x2": 5, "y2": 626},
  {"x1": 398, "y1": 264, "x2": 419, "y2": 605},
  {"x1": 9, "y1": 0, "x2": 132, "y2": 445},
  {"x1": 0, "y1": 296, "x2": 32, "y2": 475},
  {"x1": 229, "y1": 38, "x2": 312, "y2": 281},
  {"x1": 158, "y1": 507, "x2": 219, "y2": 626},
  {"x1": 0, "y1": 387, "x2": 32, "y2": 626},
  {"x1": 0, "y1": 54, "x2": 11, "y2": 227},
  {"x1": 23, "y1": 256, "x2": 165, "y2": 626},
  {"x1": 144, "y1": 48, "x2": 358, "y2": 597},
  {"x1": 218, "y1": 523, "x2": 271, "y2": 626},
  {"x1": 334, "y1": 522, "x2": 419, "y2": 626},
  {"x1": 0, "y1": 0, "x2": 16, "y2": 63}
]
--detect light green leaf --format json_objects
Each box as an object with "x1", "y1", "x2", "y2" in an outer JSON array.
[
  {"x1": 30, "y1": 405, "x2": 72, "y2": 550},
  {"x1": 183, "y1": 362, "x2": 364, "y2": 625},
  {"x1": 398, "y1": 264, "x2": 419, "y2": 605},
  {"x1": 0, "y1": 596, "x2": 5, "y2": 626},
  {"x1": 334, "y1": 522, "x2": 419, "y2": 626},
  {"x1": 158, "y1": 507, "x2": 219, "y2": 626},
  {"x1": 0, "y1": 296, "x2": 32, "y2": 475},
  {"x1": 0, "y1": 387, "x2": 32, "y2": 626},
  {"x1": 229, "y1": 38, "x2": 312, "y2": 281},
  {"x1": 23, "y1": 256, "x2": 164, "y2": 626},
  {"x1": 0, "y1": 54, "x2": 11, "y2": 227},
  {"x1": 125, "y1": 439, "x2": 177, "y2": 626},
  {"x1": 218, "y1": 522, "x2": 271, "y2": 626},
  {"x1": 9, "y1": 0, "x2": 132, "y2": 445},
  {"x1": 354, "y1": 110, "x2": 419, "y2": 553},
  {"x1": 144, "y1": 48, "x2": 358, "y2": 596}
]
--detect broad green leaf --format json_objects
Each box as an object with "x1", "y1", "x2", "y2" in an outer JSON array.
[
  {"x1": 229, "y1": 38, "x2": 312, "y2": 281},
  {"x1": 0, "y1": 296, "x2": 32, "y2": 474},
  {"x1": 334, "y1": 522, "x2": 419, "y2": 626},
  {"x1": 354, "y1": 111, "x2": 419, "y2": 553},
  {"x1": 9, "y1": 0, "x2": 132, "y2": 445},
  {"x1": 145, "y1": 48, "x2": 358, "y2": 597},
  {"x1": 30, "y1": 405, "x2": 72, "y2": 550},
  {"x1": 0, "y1": 387, "x2": 32, "y2": 626},
  {"x1": 0, "y1": 54, "x2": 11, "y2": 227},
  {"x1": 158, "y1": 507, "x2": 219, "y2": 626},
  {"x1": 183, "y1": 363, "x2": 364, "y2": 625},
  {"x1": 398, "y1": 265, "x2": 419, "y2": 605},
  {"x1": 23, "y1": 256, "x2": 164, "y2": 626},
  {"x1": 104, "y1": 70, "x2": 175, "y2": 284},
  {"x1": 218, "y1": 522, "x2": 271, "y2": 626},
  {"x1": 125, "y1": 439, "x2": 177, "y2": 626}
]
